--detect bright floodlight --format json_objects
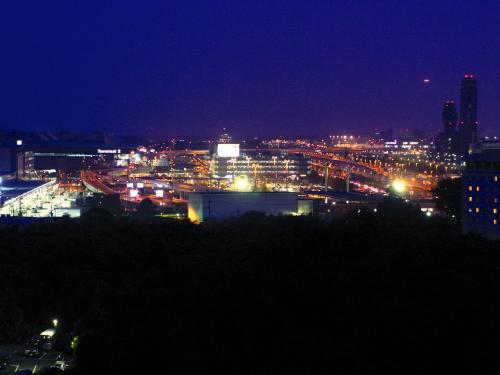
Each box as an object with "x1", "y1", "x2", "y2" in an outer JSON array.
[
  {"x1": 392, "y1": 180, "x2": 406, "y2": 193},
  {"x1": 53, "y1": 319, "x2": 58, "y2": 328},
  {"x1": 234, "y1": 175, "x2": 250, "y2": 191}
]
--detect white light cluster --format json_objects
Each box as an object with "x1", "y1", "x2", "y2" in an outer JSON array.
[{"x1": 217, "y1": 144, "x2": 240, "y2": 158}]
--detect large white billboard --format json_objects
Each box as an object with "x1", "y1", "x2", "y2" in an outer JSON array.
[{"x1": 217, "y1": 143, "x2": 240, "y2": 158}]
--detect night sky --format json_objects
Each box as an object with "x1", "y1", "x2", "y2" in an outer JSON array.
[{"x1": 1, "y1": 1, "x2": 499, "y2": 138}]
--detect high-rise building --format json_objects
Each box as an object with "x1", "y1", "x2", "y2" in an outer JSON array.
[
  {"x1": 442, "y1": 101, "x2": 458, "y2": 134},
  {"x1": 459, "y1": 74, "x2": 478, "y2": 155},
  {"x1": 436, "y1": 101, "x2": 458, "y2": 159}
]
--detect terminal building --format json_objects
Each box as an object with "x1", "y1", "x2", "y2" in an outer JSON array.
[
  {"x1": 0, "y1": 130, "x2": 135, "y2": 179},
  {"x1": 188, "y1": 191, "x2": 312, "y2": 223},
  {"x1": 462, "y1": 142, "x2": 500, "y2": 239},
  {"x1": 17, "y1": 144, "x2": 130, "y2": 178}
]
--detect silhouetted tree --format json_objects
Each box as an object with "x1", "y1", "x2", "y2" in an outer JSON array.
[
  {"x1": 433, "y1": 177, "x2": 461, "y2": 218},
  {"x1": 84, "y1": 193, "x2": 123, "y2": 216},
  {"x1": 136, "y1": 198, "x2": 155, "y2": 218},
  {"x1": 0, "y1": 203, "x2": 492, "y2": 372}
]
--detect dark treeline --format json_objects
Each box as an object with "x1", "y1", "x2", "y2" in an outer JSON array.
[{"x1": 0, "y1": 199, "x2": 495, "y2": 372}]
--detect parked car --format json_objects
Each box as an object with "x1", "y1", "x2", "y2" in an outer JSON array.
[
  {"x1": 54, "y1": 361, "x2": 67, "y2": 370},
  {"x1": 14, "y1": 369, "x2": 33, "y2": 375},
  {"x1": 37, "y1": 367, "x2": 63, "y2": 374},
  {"x1": 24, "y1": 336, "x2": 42, "y2": 357}
]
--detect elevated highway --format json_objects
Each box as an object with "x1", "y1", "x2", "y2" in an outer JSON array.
[{"x1": 81, "y1": 171, "x2": 117, "y2": 195}]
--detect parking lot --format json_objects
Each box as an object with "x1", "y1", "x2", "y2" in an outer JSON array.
[{"x1": 0, "y1": 345, "x2": 72, "y2": 373}]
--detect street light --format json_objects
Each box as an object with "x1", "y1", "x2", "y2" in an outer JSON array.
[
  {"x1": 229, "y1": 158, "x2": 236, "y2": 180},
  {"x1": 284, "y1": 159, "x2": 290, "y2": 176},
  {"x1": 252, "y1": 163, "x2": 260, "y2": 189},
  {"x1": 234, "y1": 175, "x2": 250, "y2": 191},
  {"x1": 272, "y1": 156, "x2": 278, "y2": 179},
  {"x1": 52, "y1": 318, "x2": 59, "y2": 328},
  {"x1": 392, "y1": 180, "x2": 406, "y2": 194}
]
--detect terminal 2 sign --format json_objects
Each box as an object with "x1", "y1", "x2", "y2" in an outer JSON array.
[{"x1": 97, "y1": 149, "x2": 122, "y2": 154}]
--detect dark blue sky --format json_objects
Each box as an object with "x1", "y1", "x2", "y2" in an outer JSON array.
[{"x1": 1, "y1": 1, "x2": 499, "y2": 137}]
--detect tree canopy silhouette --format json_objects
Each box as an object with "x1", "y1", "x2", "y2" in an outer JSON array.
[
  {"x1": 432, "y1": 177, "x2": 461, "y2": 218},
  {"x1": 0, "y1": 199, "x2": 492, "y2": 373},
  {"x1": 136, "y1": 198, "x2": 155, "y2": 218}
]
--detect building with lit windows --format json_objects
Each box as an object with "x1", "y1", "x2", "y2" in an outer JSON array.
[
  {"x1": 16, "y1": 144, "x2": 132, "y2": 178},
  {"x1": 462, "y1": 142, "x2": 500, "y2": 238}
]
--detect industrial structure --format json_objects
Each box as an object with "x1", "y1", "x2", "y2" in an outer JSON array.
[{"x1": 188, "y1": 192, "x2": 312, "y2": 223}]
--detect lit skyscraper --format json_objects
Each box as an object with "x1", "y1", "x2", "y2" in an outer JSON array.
[{"x1": 459, "y1": 74, "x2": 478, "y2": 154}]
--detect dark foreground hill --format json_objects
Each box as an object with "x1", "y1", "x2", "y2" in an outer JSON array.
[{"x1": 0, "y1": 199, "x2": 495, "y2": 373}]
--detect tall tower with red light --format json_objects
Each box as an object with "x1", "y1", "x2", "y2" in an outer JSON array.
[{"x1": 459, "y1": 74, "x2": 478, "y2": 154}]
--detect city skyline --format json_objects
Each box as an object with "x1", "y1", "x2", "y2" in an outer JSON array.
[{"x1": 0, "y1": 1, "x2": 499, "y2": 137}]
